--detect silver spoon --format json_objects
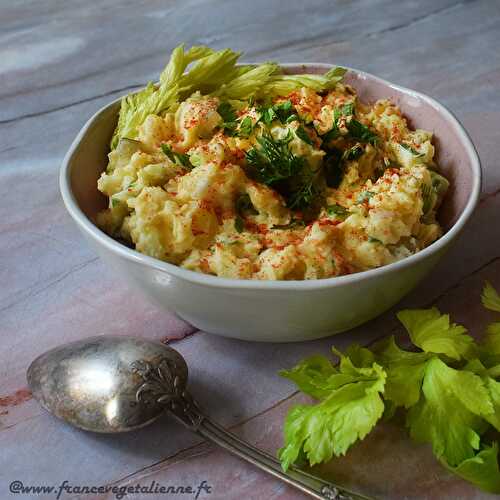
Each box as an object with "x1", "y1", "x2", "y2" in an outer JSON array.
[{"x1": 27, "y1": 336, "x2": 373, "y2": 500}]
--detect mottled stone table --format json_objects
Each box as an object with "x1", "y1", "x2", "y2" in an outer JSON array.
[{"x1": 1, "y1": 1, "x2": 499, "y2": 499}]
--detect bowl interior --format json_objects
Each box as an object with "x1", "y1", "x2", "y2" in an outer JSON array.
[{"x1": 69, "y1": 65, "x2": 476, "y2": 234}]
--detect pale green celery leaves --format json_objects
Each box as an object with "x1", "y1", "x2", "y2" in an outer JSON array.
[
  {"x1": 175, "y1": 48, "x2": 241, "y2": 97},
  {"x1": 482, "y1": 321, "x2": 500, "y2": 368},
  {"x1": 325, "y1": 67, "x2": 349, "y2": 79},
  {"x1": 481, "y1": 282, "x2": 500, "y2": 369},
  {"x1": 397, "y1": 308, "x2": 476, "y2": 360},
  {"x1": 486, "y1": 321, "x2": 500, "y2": 349},
  {"x1": 279, "y1": 355, "x2": 338, "y2": 400},
  {"x1": 464, "y1": 359, "x2": 500, "y2": 432},
  {"x1": 482, "y1": 281, "x2": 500, "y2": 312},
  {"x1": 159, "y1": 45, "x2": 214, "y2": 85},
  {"x1": 257, "y1": 67, "x2": 347, "y2": 98},
  {"x1": 279, "y1": 302, "x2": 500, "y2": 492},
  {"x1": 372, "y1": 336, "x2": 431, "y2": 408},
  {"x1": 279, "y1": 346, "x2": 379, "y2": 400},
  {"x1": 344, "y1": 343, "x2": 375, "y2": 368},
  {"x1": 446, "y1": 444, "x2": 500, "y2": 494},
  {"x1": 329, "y1": 347, "x2": 387, "y2": 391},
  {"x1": 406, "y1": 358, "x2": 493, "y2": 466},
  {"x1": 214, "y1": 63, "x2": 279, "y2": 100},
  {"x1": 111, "y1": 44, "x2": 347, "y2": 149},
  {"x1": 111, "y1": 45, "x2": 241, "y2": 148},
  {"x1": 279, "y1": 360, "x2": 386, "y2": 470},
  {"x1": 484, "y1": 377, "x2": 500, "y2": 431},
  {"x1": 111, "y1": 82, "x2": 178, "y2": 149}
]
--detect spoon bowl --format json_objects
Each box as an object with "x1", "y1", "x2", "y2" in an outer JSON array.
[{"x1": 27, "y1": 336, "x2": 187, "y2": 433}]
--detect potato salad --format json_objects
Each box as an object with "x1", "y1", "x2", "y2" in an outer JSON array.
[{"x1": 97, "y1": 45, "x2": 449, "y2": 280}]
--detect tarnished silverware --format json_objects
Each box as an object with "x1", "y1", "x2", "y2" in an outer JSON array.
[{"x1": 28, "y1": 336, "x2": 373, "y2": 500}]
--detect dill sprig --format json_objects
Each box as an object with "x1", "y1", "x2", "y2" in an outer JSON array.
[{"x1": 245, "y1": 132, "x2": 317, "y2": 210}]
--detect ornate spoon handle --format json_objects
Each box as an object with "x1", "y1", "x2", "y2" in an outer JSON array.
[
  {"x1": 195, "y1": 414, "x2": 371, "y2": 500},
  {"x1": 133, "y1": 359, "x2": 374, "y2": 500}
]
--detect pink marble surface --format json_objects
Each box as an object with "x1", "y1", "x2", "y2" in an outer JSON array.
[{"x1": 1, "y1": 1, "x2": 500, "y2": 499}]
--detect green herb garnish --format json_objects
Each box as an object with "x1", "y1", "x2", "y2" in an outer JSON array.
[
  {"x1": 318, "y1": 99, "x2": 376, "y2": 145},
  {"x1": 356, "y1": 190, "x2": 375, "y2": 204},
  {"x1": 217, "y1": 101, "x2": 237, "y2": 123},
  {"x1": 347, "y1": 119, "x2": 378, "y2": 145},
  {"x1": 257, "y1": 105, "x2": 277, "y2": 126},
  {"x1": 236, "y1": 193, "x2": 258, "y2": 216},
  {"x1": 272, "y1": 219, "x2": 306, "y2": 230},
  {"x1": 321, "y1": 124, "x2": 340, "y2": 144},
  {"x1": 321, "y1": 103, "x2": 353, "y2": 144},
  {"x1": 258, "y1": 100, "x2": 295, "y2": 126},
  {"x1": 340, "y1": 102, "x2": 354, "y2": 116},
  {"x1": 273, "y1": 100, "x2": 294, "y2": 123},
  {"x1": 296, "y1": 126, "x2": 313, "y2": 145},
  {"x1": 238, "y1": 116, "x2": 254, "y2": 138},
  {"x1": 161, "y1": 144, "x2": 192, "y2": 168},
  {"x1": 111, "y1": 198, "x2": 121, "y2": 208},
  {"x1": 234, "y1": 215, "x2": 244, "y2": 233},
  {"x1": 245, "y1": 132, "x2": 299, "y2": 184},
  {"x1": 342, "y1": 144, "x2": 364, "y2": 161},
  {"x1": 232, "y1": 194, "x2": 258, "y2": 233},
  {"x1": 323, "y1": 148, "x2": 344, "y2": 188},
  {"x1": 368, "y1": 236, "x2": 382, "y2": 244},
  {"x1": 217, "y1": 101, "x2": 238, "y2": 135},
  {"x1": 245, "y1": 132, "x2": 317, "y2": 210},
  {"x1": 401, "y1": 143, "x2": 424, "y2": 157},
  {"x1": 327, "y1": 204, "x2": 349, "y2": 218}
]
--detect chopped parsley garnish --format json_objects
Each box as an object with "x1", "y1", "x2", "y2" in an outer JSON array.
[
  {"x1": 272, "y1": 219, "x2": 306, "y2": 230},
  {"x1": 236, "y1": 193, "x2": 258, "y2": 216},
  {"x1": 342, "y1": 144, "x2": 364, "y2": 161},
  {"x1": 175, "y1": 152, "x2": 191, "y2": 167},
  {"x1": 217, "y1": 101, "x2": 237, "y2": 123},
  {"x1": 322, "y1": 123, "x2": 340, "y2": 143},
  {"x1": 234, "y1": 215, "x2": 244, "y2": 233},
  {"x1": 327, "y1": 204, "x2": 349, "y2": 218},
  {"x1": 322, "y1": 103, "x2": 378, "y2": 146},
  {"x1": 323, "y1": 148, "x2": 344, "y2": 188},
  {"x1": 217, "y1": 101, "x2": 238, "y2": 135},
  {"x1": 340, "y1": 102, "x2": 354, "y2": 116},
  {"x1": 258, "y1": 100, "x2": 295, "y2": 126},
  {"x1": 287, "y1": 174, "x2": 318, "y2": 210},
  {"x1": 238, "y1": 116, "x2": 254, "y2": 138},
  {"x1": 161, "y1": 144, "x2": 192, "y2": 168},
  {"x1": 400, "y1": 143, "x2": 424, "y2": 157},
  {"x1": 347, "y1": 119, "x2": 378, "y2": 145},
  {"x1": 273, "y1": 100, "x2": 294, "y2": 123},
  {"x1": 232, "y1": 194, "x2": 258, "y2": 234},
  {"x1": 356, "y1": 190, "x2": 375, "y2": 204},
  {"x1": 257, "y1": 105, "x2": 277, "y2": 126},
  {"x1": 295, "y1": 126, "x2": 313, "y2": 145},
  {"x1": 222, "y1": 122, "x2": 238, "y2": 135},
  {"x1": 321, "y1": 103, "x2": 353, "y2": 144}
]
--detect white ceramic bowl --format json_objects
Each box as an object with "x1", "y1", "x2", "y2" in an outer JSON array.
[{"x1": 60, "y1": 64, "x2": 481, "y2": 342}]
